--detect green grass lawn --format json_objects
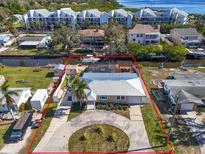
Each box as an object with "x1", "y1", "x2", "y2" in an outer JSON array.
[
  {"x1": 67, "y1": 102, "x2": 86, "y2": 121},
  {"x1": 68, "y1": 124, "x2": 129, "y2": 152},
  {"x1": 0, "y1": 121, "x2": 15, "y2": 150},
  {"x1": 0, "y1": 66, "x2": 53, "y2": 90}
]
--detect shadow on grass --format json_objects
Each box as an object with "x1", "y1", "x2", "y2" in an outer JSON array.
[
  {"x1": 45, "y1": 72, "x2": 54, "y2": 78},
  {"x1": 3, "y1": 121, "x2": 15, "y2": 144}
]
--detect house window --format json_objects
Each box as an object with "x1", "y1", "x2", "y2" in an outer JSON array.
[
  {"x1": 117, "y1": 96, "x2": 125, "y2": 100},
  {"x1": 99, "y1": 96, "x2": 108, "y2": 100}
]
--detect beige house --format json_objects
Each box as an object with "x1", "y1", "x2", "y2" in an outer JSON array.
[{"x1": 79, "y1": 29, "x2": 105, "y2": 48}]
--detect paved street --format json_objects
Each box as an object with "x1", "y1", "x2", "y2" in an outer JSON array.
[{"x1": 34, "y1": 106, "x2": 153, "y2": 152}]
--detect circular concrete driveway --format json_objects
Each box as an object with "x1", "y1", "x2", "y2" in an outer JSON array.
[{"x1": 35, "y1": 110, "x2": 153, "y2": 152}]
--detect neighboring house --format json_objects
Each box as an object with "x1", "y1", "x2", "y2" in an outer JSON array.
[
  {"x1": 0, "y1": 75, "x2": 5, "y2": 86},
  {"x1": 128, "y1": 24, "x2": 160, "y2": 45},
  {"x1": 17, "y1": 34, "x2": 51, "y2": 49},
  {"x1": 134, "y1": 8, "x2": 188, "y2": 25},
  {"x1": 81, "y1": 72, "x2": 150, "y2": 106},
  {"x1": 0, "y1": 88, "x2": 32, "y2": 112},
  {"x1": 54, "y1": 64, "x2": 65, "y2": 77},
  {"x1": 170, "y1": 28, "x2": 203, "y2": 48},
  {"x1": 108, "y1": 9, "x2": 133, "y2": 27},
  {"x1": 163, "y1": 79, "x2": 205, "y2": 111},
  {"x1": 30, "y1": 89, "x2": 48, "y2": 110},
  {"x1": 79, "y1": 29, "x2": 105, "y2": 48},
  {"x1": 0, "y1": 34, "x2": 14, "y2": 47}
]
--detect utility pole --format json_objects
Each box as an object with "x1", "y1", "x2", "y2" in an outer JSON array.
[{"x1": 168, "y1": 93, "x2": 180, "y2": 137}]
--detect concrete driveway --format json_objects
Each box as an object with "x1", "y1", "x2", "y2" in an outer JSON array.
[{"x1": 34, "y1": 107, "x2": 153, "y2": 152}]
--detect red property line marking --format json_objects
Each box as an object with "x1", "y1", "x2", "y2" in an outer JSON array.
[{"x1": 28, "y1": 55, "x2": 174, "y2": 154}]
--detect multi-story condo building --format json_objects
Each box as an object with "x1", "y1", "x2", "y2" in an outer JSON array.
[
  {"x1": 170, "y1": 28, "x2": 203, "y2": 48},
  {"x1": 108, "y1": 9, "x2": 133, "y2": 27},
  {"x1": 76, "y1": 9, "x2": 109, "y2": 28},
  {"x1": 128, "y1": 24, "x2": 160, "y2": 45},
  {"x1": 134, "y1": 8, "x2": 188, "y2": 25},
  {"x1": 23, "y1": 8, "x2": 188, "y2": 29}
]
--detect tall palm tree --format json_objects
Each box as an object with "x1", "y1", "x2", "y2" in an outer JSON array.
[
  {"x1": 0, "y1": 81, "x2": 18, "y2": 120},
  {"x1": 72, "y1": 76, "x2": 90, "y2": 107}
]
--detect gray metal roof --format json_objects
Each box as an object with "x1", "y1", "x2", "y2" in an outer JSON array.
[
  {"x1": 82, "y1": 73, "x2": 146, "y2": 97},
  {"x1": 172, "y1": 71, "x2": 205, "y2": 80},
  {"x1": 171, "y1": 28, "x2": 199, "y2": 36},
  {"x1": 177, "y1": 90, "x2": 204, "y2": 105}
]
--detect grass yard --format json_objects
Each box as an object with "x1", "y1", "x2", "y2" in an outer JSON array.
[
  {"x1": 96, "y1": 103, "x2": 130, "y2": 119},
  {"x1": 68, "y1": 124, "x2": 129, "y2": 152},
  {"x1": 0, "y1": 121, "x2": 15, "y2": 150},
  {"x1": 31, "y1": 102, "x2": 57, "y2": 150},
  {"x1": 67, "y1": 102, "x2": 86, "y2": 121},
  {"x1": 0, "y1": 66, "x2": 53, "y2": 90}
]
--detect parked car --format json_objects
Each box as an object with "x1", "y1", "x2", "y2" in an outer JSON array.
[
  {"x1": 10, "y1": 112, "x2": 32, "y2": 142},
  {"x1": 31, "y1": 119, "x2": 41, "y2": 129}
]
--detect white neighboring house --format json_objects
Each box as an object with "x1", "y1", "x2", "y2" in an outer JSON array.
[
  {"x1": 81, "y1": 72, "x2": 150, "y2": 108},
  {"x1": 0, "y1": 33, "x2": 15, "y2": 47},
  {"x1": 128, "y1": 24, "x2": 161, "y2": 45},
  {"x1": 0, "y1": 88, "x2": 32, "y2": 112},
  {"x1": 30, "y1": 89, "x2": 48, "y2": 110},
  {"x1": 108, "y1": 9, "x2": 133, "y2": 27},
  {"x1": 0, "y1": 75, "x2": 5, "y2": 86}
]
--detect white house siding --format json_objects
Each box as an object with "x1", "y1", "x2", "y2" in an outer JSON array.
[
  {"x1": 127, "y1": 96, "x2": 142, "y2": 104},
  {"x1": 181, "y1": 103, "x2": 194, "y2": 111}
]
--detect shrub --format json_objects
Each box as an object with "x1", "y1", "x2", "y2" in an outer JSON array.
[
  {"x1": 33, "y1": 68, "x2": 42, "y2": 72},
  {"x1": 79, "y1": 132, "x2": 89, "y2": 141},
  {"x1": 111, "y1": 133, "x2": 118, "y2": 142},
  {"x1": 95, "y1": 126, "x2": 105, "y2": 135},
  {"x1": 19, "y1": 103, "x2": 26, "y2": 112},
  {"x1": 106, "y1": 135, "x2": 114, "y2": 142}
]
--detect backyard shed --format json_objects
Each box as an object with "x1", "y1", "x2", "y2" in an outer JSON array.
[{"x1": 30, "y1": 89, "x2": 48, "y2": 110}]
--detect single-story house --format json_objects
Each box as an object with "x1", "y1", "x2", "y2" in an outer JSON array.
[
  {"x1": 54, "y1": 64, "x2": 65, "y2": 77},
  {"x1": 80, "y1": 72, "x2": 150, "y2": 108},
  {"x1": 30, "y1": 89, "x2": 48, "y2": 110},
  {"x1": 163, "y1": 79, "x2": 205, "y2": 111},
  {"x1": 0, "y1": 88, "x2": 32, "y2": 112},
  {"x1": 17, "y1": 34, "x2": 51, "y2": 49},
  {"x1": 0, "y1": 33, "x2": 14, "y2": 47}
]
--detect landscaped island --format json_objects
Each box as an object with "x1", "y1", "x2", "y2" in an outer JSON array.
[{"x1": 68, "y1": 124, "x2": 129, "y2": 152}]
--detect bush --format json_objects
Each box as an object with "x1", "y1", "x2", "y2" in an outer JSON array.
[
  {"x1": 111, "y1": 133, "x2": 118, "y2": 142},
  {"x1": 33, "y1": 68, "x2": 42, "y2": 72},
  {"x1": 19, "y1": 103, "x2": 26, "y2": 112},
  {"x1": 94, "y1": 126, "x2": 105, "y2": 135}
]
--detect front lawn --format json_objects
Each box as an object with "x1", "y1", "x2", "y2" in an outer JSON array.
[
  {"x1": 67, "y1": 102, "x2": 86, "y2": 121},
  {"x1": 0, "y1": 120, "x2": 14, "y2": 150},
  {"x1": 96, "y1": 103, "x2": 130, "y2": 119},
  {"x1": 0, "y1": 66, "x2": 53, "y2": 90},
  {"x1": 68, "y1": 124, "x2": 129, "y2": 152}
]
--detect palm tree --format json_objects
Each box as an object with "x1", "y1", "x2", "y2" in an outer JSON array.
[
  {"x1": 0, "y1": 81, "x2": 18, "y2": 120},
  {"x1": 72, "y1": 76, "x2": 90, "y2": 107}
]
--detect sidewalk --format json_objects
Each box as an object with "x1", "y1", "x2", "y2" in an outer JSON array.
[{"x1": 34, "y1": 94, "x2": 71, "y2": 152}]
